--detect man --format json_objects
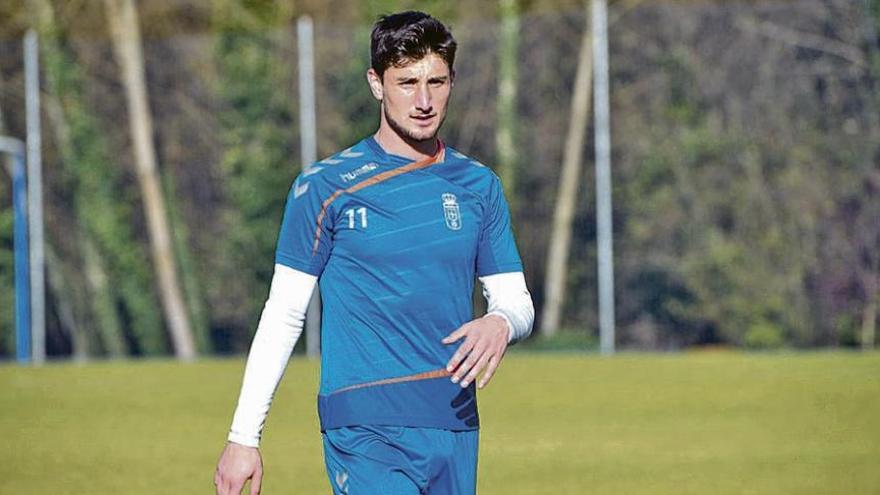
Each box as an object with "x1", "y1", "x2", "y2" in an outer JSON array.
[{"x1": 215, "y1": 11, "x2": 533, "y2": 495}]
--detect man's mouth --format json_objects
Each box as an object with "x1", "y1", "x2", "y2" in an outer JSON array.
[{"x1": 410, "y1": 114, "x2": 436, "y2": 125}]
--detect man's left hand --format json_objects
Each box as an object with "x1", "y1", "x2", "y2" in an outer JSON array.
[{"x1": 442, "y1": 315, "x2": 509, "y2": 389}]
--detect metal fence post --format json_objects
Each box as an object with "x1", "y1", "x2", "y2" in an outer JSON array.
[
  {"x1": 298, "y1": 15, "x2": 321, "y2": 358},
  {"x1": 25, "y1": 29, "x2": 46, "y2": 364},
  {"x1": 0, "y1": 137, "x2": 30, "y2": 364}
]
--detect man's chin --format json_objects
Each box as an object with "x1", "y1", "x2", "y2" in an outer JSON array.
[
  {"x1": 406, "y1": 129, "x2": 439, "y2": 143},
  {"x1": 395, "y1": 126, "x2": 439, "y2": 144},
  {"x1": 385, "y1": 107, "x2": 444, "y2": 145}
]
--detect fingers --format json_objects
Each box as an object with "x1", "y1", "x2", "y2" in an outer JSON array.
[
  {"x1": 215, "y1": 466, "x2": 231, "y2": 495},
  {"x1": 216, "y1": 474, "x2": 245, "y2": 495},
  {"x1": 229, "y1": 479, "x2": 246, "y2": 495},
  {"x1": 215, "y1": 478, "x2": 232, "y2": 495},
  {"x1": 215, "y1": 457, "x2": 251, "y2": 495},
  {"x1": 459, "y1": 351, "x2": 491, "y2": 388},
  {"x1": 477, "y1": 354, "x2": 500, "y2": 389},
  {"x1": 250, "y1": 468, "x2": 263, "y2": 495},
  {"x1": 445, "y1": 318, "x2": 509, "y2": 389},
  {"x1": 446, "y1": 331, "x2": 475, "y2": 373},
  {"x1": 450, "y1": 331, "x2": 490, "y2": 387},
  {"x1": 441, "y1": 325, "x2": 468, "y2": 345}
]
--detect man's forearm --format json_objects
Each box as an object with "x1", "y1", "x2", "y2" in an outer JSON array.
[
  {"x1": 479, "y1": 272, "x2": 534, "y2": 344},
  {"x1": 227, "y1": 264, "x2": 317, "y2": 447}
]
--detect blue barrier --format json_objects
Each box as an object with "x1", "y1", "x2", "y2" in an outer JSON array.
[
  {"x1": 12, "y1": 152, "x2": 30, "y2": 363},
  {"x1": 1, "y1": 137, "x2": 30, "y2": 364}
]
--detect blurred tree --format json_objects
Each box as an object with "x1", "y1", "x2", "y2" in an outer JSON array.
[
  {"x1": 104, "y1": 0, "x2": 197, "y2": 359},
  {"x1": 318, "y1": 21, "x2": 376, "y2": 151},
  {"x1": 212, "y1": 0, "x2": 298, "y2": 352},
  {"x1": 612, "y1": 3, "x2": 880, "y2": 349},
  {"x1": 30, "y1": 0, "x2": 166, "y2": 356},
  {"x1": 541, "y1": 6, "x2": 591, "y2": 336},
  {"x1": 2, "y1": 0, "x2": 878, "y2": 356},
  {"x1": 496, "y1": 0, "x2": 520, "y2": 212},
  {"x1": 857, "y1": 0, "x2": 880, "y2": 349},
  {"x1": 0, "y1": 76, "x2": 13, "y2": 356}
]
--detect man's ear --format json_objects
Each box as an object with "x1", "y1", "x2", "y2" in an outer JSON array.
[{"x1": 366, "y1": 68, "x2": 384, "y2": 101}]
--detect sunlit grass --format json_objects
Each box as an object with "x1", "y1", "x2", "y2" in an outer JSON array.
[{"x1": 1, "y1": 352, "x2": 877, "y2": 494}]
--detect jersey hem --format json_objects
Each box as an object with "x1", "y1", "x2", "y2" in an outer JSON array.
[{"x1": 317, "y1": 375, "x2": 480, "y2": 432}]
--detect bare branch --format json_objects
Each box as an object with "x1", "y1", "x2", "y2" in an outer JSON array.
[{"x1": 736, "y1": 16, "x2": 866, "y2": 68}]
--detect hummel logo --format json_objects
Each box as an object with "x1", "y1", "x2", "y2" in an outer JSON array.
[
  {"x1": 335, "y1": 470, "x2": 349, "y2": 493},
  {"x1": 293, "y1": 181, "x2": 309, "y2": 199},
  {"x1": 340, "y1": 162, "x2": 378, "y2": 182}
]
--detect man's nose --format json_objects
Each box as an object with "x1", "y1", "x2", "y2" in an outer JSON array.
[{"x1": 415, "y1": 85, "x2": 432, "y2": 112}]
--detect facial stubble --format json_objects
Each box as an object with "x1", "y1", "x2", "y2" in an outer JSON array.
[{"x1": 383, "y1": 103, "x2": 446, "y2": 144}]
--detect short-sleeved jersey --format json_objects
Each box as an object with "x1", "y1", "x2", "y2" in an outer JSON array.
[{"x1": 275, "y1": 136, "x2": 522, "y2": 431}]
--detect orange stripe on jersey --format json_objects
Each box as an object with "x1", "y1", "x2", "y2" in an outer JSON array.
[
  {"x1": 331, "y1": 367, "x2": 453, "y2": 395},
  {"x1": 311, "y1": 142, "x2": 446, "y2": 256}
]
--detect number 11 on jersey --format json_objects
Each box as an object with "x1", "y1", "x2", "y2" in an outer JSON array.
[{"x1": 345, "y1": 207, "x2": 368, "y2": 229}]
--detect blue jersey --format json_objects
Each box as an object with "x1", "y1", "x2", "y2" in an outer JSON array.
[{"x1": 275, "y1": 136, "x2": 522, "y2": 431}]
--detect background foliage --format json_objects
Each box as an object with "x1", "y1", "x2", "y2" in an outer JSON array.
[{"x1": 0, "y1": 0, "x2": 877, "y2": 357}]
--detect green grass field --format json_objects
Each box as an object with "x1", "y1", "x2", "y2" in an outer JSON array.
[{"x1": 1, "y1": 352, "x2": 878, "y2": 494}]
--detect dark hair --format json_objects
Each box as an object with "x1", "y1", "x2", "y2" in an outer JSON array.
[{"x1": 370, "y1": 11, "x2": 457, "y2": 78}]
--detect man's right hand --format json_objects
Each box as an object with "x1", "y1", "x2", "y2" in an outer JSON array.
[{"x1": 215, "y1": 442, "x2": 263, "y2": 495}]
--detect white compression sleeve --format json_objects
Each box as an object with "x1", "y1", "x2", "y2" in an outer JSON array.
[
  {"x1": 227, "y1": 264, "x2": 317, "y2": 448},
  {"x1": 479, "y1": 271, "x2": 535, "y2": 344}
]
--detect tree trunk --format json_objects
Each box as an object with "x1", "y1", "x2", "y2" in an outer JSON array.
[
  {"x1": 104, "y1": 0, "x2": 196, "y2": 360},
  {"x1": 44, "y1": 243, "x2": 89, "y2": 361},
  {"x1": 82, "y1": 237, "x2": 127, "y2": 356},
  {"x1": 43, "y1": 89, "x2": 129, "y2": 357},
  {"x1": 496, "y1": 0, "x2": 519, "y2": 210},
  {"x1": 162, "y1": 169, "x2": 211, "y2": 353},
  {"x1": 859, "y1": 10, "x2": 880, "y2": 351},
  {"x1": 541, "y1": 10, "x2": 593, "y2": 336},
  {"x1": 29, "y1": 0, "x2": 125, "y2": 358},
  {"x1": 862, "y1": 271, "x2": 878, "y2": 350}
]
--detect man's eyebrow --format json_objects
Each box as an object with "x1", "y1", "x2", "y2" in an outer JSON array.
[{"x1": 429, "y1": 75, "x2": 449, "y2": 82}]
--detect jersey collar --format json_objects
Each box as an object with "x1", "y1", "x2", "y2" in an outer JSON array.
[{"x1": 366, "y1": 135, "x2": 445, "y2": 166}]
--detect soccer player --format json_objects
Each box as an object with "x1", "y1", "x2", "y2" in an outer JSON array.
[{"x1": 214, "y1": 11, "x2": 534, "y2": 495}]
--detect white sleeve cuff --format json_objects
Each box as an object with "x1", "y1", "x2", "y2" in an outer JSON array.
[
  {"x1": 227, "y1": 431, "x2": 260, "y2": 448},
  {"x1": 479, "y1": 272, "x2": 535, "y2": 344},
  {"x1": 227, "y1": 264, "x2": 317, "y2": 448}
]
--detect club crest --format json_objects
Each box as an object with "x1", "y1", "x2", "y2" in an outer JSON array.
[{"x1": 442, "y1": 193, "x2": 462, "y2": 231}]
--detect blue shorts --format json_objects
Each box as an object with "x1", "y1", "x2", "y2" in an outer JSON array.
[{"x1": 322, "y1": 425, "x2": 479, "y2": 494}]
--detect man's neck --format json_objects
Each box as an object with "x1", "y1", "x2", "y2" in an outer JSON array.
[{"x1": 373, "y1": 126, "x2": 439, "y2": 161}]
